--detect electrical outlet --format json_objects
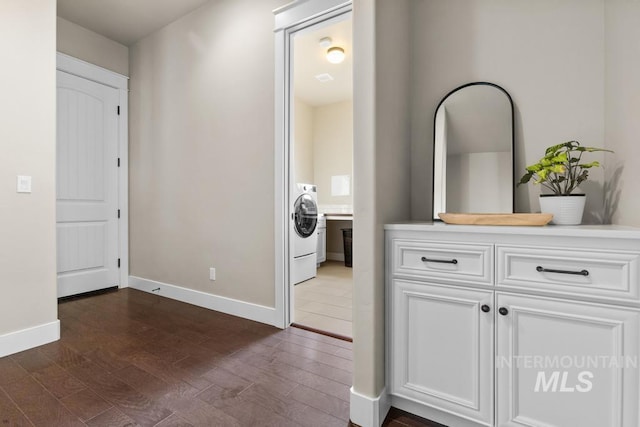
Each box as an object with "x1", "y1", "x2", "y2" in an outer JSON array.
[{"x1": 209, "y1": 267, "x2": 216, "y2": 281}]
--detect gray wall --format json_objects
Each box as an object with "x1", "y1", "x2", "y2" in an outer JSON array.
[
  {"x1": 129, "y1": 0, "x2": 282, "y2": 307},
  {"x1": 57, "y1": 17, "x2": 129, "y2": 76},
  {"x1": 0, "y1": 0, "x2": 58, "y2": 337},
  {"x1": 410, "y1": 0, "x2": 607, "y2": 221},
  {"x1": 604, "y1": 1, "x2": 640, "y2": 227},
  {"x1": 353, "y1": 0, "x2": 640, "y2": 403},
  {"x1": 353, "y1": 0, "x2": 413, "y2": 399}
]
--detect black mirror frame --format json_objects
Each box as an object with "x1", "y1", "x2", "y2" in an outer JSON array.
[{"x1": 432, "y1": 81, "x2": 516, "y2": 221}]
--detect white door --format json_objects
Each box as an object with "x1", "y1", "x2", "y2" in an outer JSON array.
[
  {"x1": 390, "y1": 279, "x2": 494, "y2": 426},
  {"x1": 496, "y1": 292, "x2": 640, "y2": 427},
  {"x1": 56, "y1": 70, "x2": 120, "y2": 298}
]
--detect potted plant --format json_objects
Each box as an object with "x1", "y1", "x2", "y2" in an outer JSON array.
[{"x1": 518, "y1": 140, "x2": 613, "y2": 225}]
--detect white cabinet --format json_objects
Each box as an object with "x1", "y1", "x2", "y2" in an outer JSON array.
[
  {"x1": 496, "y1": 293, "x2": 640, "y2": 427},
  {"x1": 497, "y1": 245, "x2": 640, "y2": 305},
  {"x1": 316, "y1": 215, "x2": 326, "y2": 265},
  {"x1": 386, "y1": 224, "x2": 640, "y2": 427},
  {"x1": 390, "y1": 280, "x2": 494, "y2": 426},
  {"x1": 317, "y1": 227, "x2": 326, "y2": 265}
]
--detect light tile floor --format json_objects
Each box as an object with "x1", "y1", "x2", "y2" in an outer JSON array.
[{"x1": 294, "y1": 261, "x2": 353, "y2": 338}]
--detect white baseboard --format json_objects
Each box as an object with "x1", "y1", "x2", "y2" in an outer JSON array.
[
  {"x1": 129, "y1": 276, "x2": 279, "y2": 327},
  {"x1": 350, "y1": 387, "x2": 390, "y2": 427},
  {"x1": 327, "y1": 252, "x2": 345, "y2": 262},
  {"x1": 0, "y1": 320, "x2": 60, "y2": 358}
]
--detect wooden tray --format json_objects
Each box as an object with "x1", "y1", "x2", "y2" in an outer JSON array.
[{"x1": 438, "y1": 213, "x2": 553, "y2": 226}]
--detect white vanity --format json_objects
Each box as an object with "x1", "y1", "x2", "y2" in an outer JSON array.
[{"x1": 386, "y1": 222, "x2": 640, "y2": 427}]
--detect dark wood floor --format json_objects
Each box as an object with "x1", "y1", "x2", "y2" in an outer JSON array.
[{"x1": 0, "y1": 288, "x2": 438, "y2": 426}]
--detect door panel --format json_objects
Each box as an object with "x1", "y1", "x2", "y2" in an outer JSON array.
[
  {"x1": 56, "y1": 71, "x2": 119, "y2": 297},
  {"x1": 391, "y1": 279, "x2": 494, "y2": 426},
  {"x1": 57, "y1": 222, "x2": 107, "y2": 272},
  {"x1": 496, "y1": 293, "x2": 640, "y2": 427}
]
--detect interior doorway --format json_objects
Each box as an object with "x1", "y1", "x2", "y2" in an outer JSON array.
[
  {"x1": 55, "y1": 53, "x2": 129, "y2": 298},
  {"x1": 56, "y1": 71, "x2": 119, "y2": 297},
  {"x1": 288, "y1": 13, "x2": 354, "y2": 339}
]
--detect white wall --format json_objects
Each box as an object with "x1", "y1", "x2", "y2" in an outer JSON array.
[
  {"x1": 313, "y1": 100, "x2": 353, "y2": 206},
  {"x1": 294, "y1": 98, "x2": 353, "y2": 206},
  {"x1": 0, "y1": 1, "x2": 58, "y2": 338},
  {"x1": 410, "y1": 0, "x2": 606, "y2": 222},
  {"x1": 57, "y1": 17, "x2": 129, "y2": 76},
  {"x1": 129, "y1": 0, "x2": 283, "y2": 308},
  {"x1": 604, "y1": 1, "x2": 640, "y2": 226},
  {"x1": 294, "y1": 97, "x2": 314, "y2": 184},
  {"x1": 352, "y1": 0, "x2": 412, "y2": 402}
]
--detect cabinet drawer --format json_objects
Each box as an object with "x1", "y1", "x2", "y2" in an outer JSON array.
[
  {"x1": 391, "y1": 239, "x2": 493, "y2": 285},
  {"x1": 497, "y1": 245, "x2": 640, "y2": 303}
]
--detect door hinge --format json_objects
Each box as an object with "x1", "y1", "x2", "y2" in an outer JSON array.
[
  {"x1": 117, "y1": 158, "x2": 120, "y2": 167},
  {"x1": 117, "y1": 209, "x2": 120, "y2": 218},
  {"x1": 117, "y1": 106, "x2": 120, "y2": 115},
  {"x1": 118, "y1": 258, "x2": 121, "y2": 268}
]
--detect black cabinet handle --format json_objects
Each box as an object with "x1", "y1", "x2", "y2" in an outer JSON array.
[
  {"x1": 421, "y1": 257, "x2": 458, "y2": 265},
  {"x1": 536, "y1": 266, "x2": 589, "y2": 276},
  {"x1": 499, "y1": 307, "x2": 509, "y2": 316},
  {"x1": 481, "y1": 305, "x2": 491, "y2": 313}
]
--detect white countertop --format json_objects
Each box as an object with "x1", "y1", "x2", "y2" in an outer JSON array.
[
  {"x1": 384, "y1": 221, "x2": 640, "y2": 239},
  {"x1": 325, "y1": 214, "x2": 353, "y2": 221}
]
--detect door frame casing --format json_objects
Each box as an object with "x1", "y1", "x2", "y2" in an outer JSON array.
[
  {"x1": 273, "y1": 0, "x2": 352, "y2": 329},
  {"x1": 56, "y1": 52, "x2": 129, "y2": 289}
]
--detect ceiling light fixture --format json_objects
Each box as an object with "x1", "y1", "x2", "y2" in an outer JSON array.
[{"x1": 326, "y1": 46, "x2": 345, "y2": 64}]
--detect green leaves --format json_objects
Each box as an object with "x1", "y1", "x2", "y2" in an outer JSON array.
[
  {"x1": 544, "y1": 141, "x2": 577, "y2": 156},
  {"x1": 517, "y1": 141, "x2": 612, "y2": 195},
  {"x1": 575, "y1": 146, "x2": 614, "y2": 153},
  {"x1": 579, "y1": 161, "x2": 600, "y2": 169},
  {"x1": 518, "y1": 171, "x2": 535, "y2": 185},
  {"x1": 535, "y1": 168, "x2": 549, "y2": 183}
]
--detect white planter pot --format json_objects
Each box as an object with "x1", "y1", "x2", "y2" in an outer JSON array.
[{"x1": 539, "y1": 194, "x2": 586, "y2": 225}]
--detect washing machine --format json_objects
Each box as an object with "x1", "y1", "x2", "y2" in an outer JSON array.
[{"x1": 292, "y1": 183, "x2": 318, "y2": 285}]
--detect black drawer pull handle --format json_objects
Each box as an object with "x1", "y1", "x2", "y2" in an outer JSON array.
[
  {"x1": 481, "y1": 305, "x2": 491, "y2": 313},
  {"x1": 536, "y1": 266, "x2": 589, "y2": 276},
  {"x1": 421, "y1": 257, "x2": 458, "y2": 265},
  {"x1": 499, "y1": 307, "x2": 509, "y2": 316}
]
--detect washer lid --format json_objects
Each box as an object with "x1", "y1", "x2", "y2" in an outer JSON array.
[{"x1": 294, "y1": 194, "x2": 318, "y2": 237}]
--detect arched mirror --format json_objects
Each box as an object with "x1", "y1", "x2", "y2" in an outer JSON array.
[{"x1": 432, "y1": 82, "x2": 514, "y2": 220}]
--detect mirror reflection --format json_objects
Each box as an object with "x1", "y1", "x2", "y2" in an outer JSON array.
[{"x1": 432, "y1": 82, "x2": 514, "y2": 219}]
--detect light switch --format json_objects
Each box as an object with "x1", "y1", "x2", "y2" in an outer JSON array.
[{"x1": 17, "y1": 175, "x2": 32, "y2": 193}]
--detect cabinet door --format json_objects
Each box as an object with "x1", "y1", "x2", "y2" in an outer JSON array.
[
  {"x1": 390, "y1": 279, "x2": 494, "y2": 425},
  {"x1": 316, "y1": 228, "x2": 326, "y2": 264},
  {"x1": 496, "y1": 293, "x2": 640, "y2": 427}
]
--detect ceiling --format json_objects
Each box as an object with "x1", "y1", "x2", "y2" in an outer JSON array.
[
  {"x1": 58, "y1": 0, "x2": 353, "y2": 106},
  {"x1": 293, "y1": 18, "x2": 352, "y2": 107},
  {"x1": 57, "y1": 0, "x2": 211, "y2": 46}
]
